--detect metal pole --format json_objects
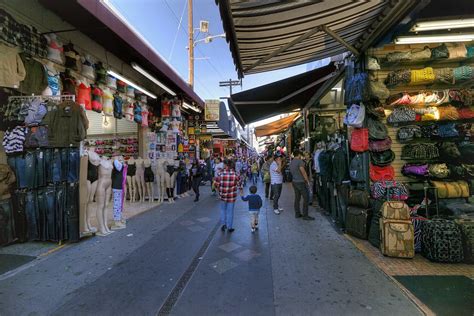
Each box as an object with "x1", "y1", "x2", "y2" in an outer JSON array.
[{"x1": 188, "y1": 0, "x2": 194, "y2": 88}]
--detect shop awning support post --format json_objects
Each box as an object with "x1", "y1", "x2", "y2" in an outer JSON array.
[
  {"x1": 303, "y1": 108, "x2": 310, "y2": 153},
  {"x1": 320, "y1": 25, "x2": 359, "y2": 56}
]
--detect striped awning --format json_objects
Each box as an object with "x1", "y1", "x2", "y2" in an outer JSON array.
[
  {"x1": 215, "y1": 0, "x2": 417, "y2": 77},
  {"x1": 255, "y1": 113, "x2": 300, "y2": 138}
]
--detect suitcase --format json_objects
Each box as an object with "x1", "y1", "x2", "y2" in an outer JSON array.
[
  {"x1": 422, "y1": 218, "x2": 464, "y2": 263},
  {"x1": 346, "y1": 206, "x2": 371, "y2": 239},
  {"x1": 455, "y1": 217, "x2": 474, "y2": 263},
  {"x1": 381, "y1": 201, "x2": 410, "y2": 220},
  {"x1": 411, "y1": 216, "x2": 427, "y2": 253},
  {"x1": 368, "y1": 200, "x2": 384, "y2": 248},
  {"x1": 380, "y1": 218, "x2": 415, "y2": 258}
]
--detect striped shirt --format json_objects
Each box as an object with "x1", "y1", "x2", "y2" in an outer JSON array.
[
  {"x1": 215, "y1": 169, "x2": 241, "y2": 202},
  {"x1": 2, "y1": 126, "x2": 27, "y2": 154}
]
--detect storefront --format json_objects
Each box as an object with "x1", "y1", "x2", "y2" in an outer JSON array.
[{"x1": 0, "y1": 0, "x2": 203, "y2": 247}]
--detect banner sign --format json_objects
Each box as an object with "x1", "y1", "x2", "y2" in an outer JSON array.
[{"x1": 205, "y1": 100, "x2": 220, "y2": 121}]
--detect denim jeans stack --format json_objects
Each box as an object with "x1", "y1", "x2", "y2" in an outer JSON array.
[{"x1": 7, "y1": 148, "x2": 80, "y2": 243}]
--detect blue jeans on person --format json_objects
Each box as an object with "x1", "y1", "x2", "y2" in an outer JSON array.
[
  {"x1": 252, "y1": 173, "x2": 258, "y2": 185},
  {"x1": 220, "y1": 201, "x2": 235, "y2": 229}
]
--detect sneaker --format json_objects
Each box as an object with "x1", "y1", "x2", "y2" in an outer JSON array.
[
  {"x1": 251, "y1": 227, "x2": 255, "y2": 233},
  {"x1": 221, "y1": 225, "x2": 227, "y2": 231},
  {"x1": 295, "y1": 213, "x2": 303, "y2": 218},
  {"x1": 228, "y1": 228, "x2": 235, "y2": 233},
  {"x1": 278, "y1": 208, "x2": 284, "y2": 212},
  {"x1": 274, "y1": 209, "x2": 281, "y2": 215},
  {"x1": 302, "y1": 216, "x2": 315, "y2": 221}
]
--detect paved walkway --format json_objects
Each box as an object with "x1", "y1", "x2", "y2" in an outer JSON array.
[{"x1": 0, "y1": 183, "x2": 421, "y2": 315}]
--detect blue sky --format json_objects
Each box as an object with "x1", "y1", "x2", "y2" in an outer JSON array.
[{"x1": 109, "y1": 0, "x2": 314, "y2": 101}]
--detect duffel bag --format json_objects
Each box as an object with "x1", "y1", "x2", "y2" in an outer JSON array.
[
  {"x1": 350, "y1": 128, "x2": 369, "y2": 152},
  {"x1": 380, "y1": 218, "x2": 415, "y2": 258},
  {"x1": 402, "y1": 163, "x2": 429, "y2": 177},
  {"x1": 454, "y1": 218, "x2": 474, "y2": 263},
  {"x1": 411, "y1": 216, "x2": 428, "y2": 253},
  {"x1": 371, "y1": 181, "x2": 409, "y2": 200},
  {"x1": 430, "y1": 180, "x2": 470, "y2": 198},
  {"x1": 422, "y1": 218, "x2": 464, "y2": 263},
  {"x1": 381, "y1": 201, "x2": 410, "y2": 220},
  {"x1": 349, "y1": 189, "x2": 370, "y2": 208},
  {"x1": 346, "y1": 206, "x2": 371, "y2": 240},
  {"x1": 370, "y1": 164, "x2": 394, "y2": 182}
]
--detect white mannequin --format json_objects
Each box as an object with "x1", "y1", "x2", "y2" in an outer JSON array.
[
  {"x1": 85, "y1": 150, "x2": 100, "y2": 233},
  {"x1": 171, "y1": 118, "x2": 181, "y2": 133},
  {"x1": 155, "y1": 158, "x2": 167, "y2": 204},
  {"x1": 127, "y1": 157, "x2": 137, "y2": 202},
  {"x1": 135, "y1": 157, "x2": 146, "y2": 202},
  {"x1": 95, "y1": 157, "x2": 113, "y2": 236},
  {"x1": 144, "y1": 158, "x2": 154, "y2": 203}
]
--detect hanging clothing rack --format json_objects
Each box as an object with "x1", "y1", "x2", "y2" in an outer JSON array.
[{"x1": 8, "y1": 94, "x2": 76, "y2": 102}]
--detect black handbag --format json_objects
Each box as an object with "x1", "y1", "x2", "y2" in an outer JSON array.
[
  {"x1": 370, "y1": 149, "x2": 395, "y2": 167},
  {"x1": 431, "y1": 44, "x2": 449, "y2": 59},
  {"x1": 367, "y1": 117, "x2": 388, "y2": 140}
]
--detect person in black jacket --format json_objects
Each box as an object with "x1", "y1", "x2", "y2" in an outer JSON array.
[{"x1": 191, "y1": 161, "x2": 204, "y2": 202}]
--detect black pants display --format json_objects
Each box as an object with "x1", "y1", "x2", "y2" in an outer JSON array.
[
  {"x1": 336, "y1": 183, "x2": 350, "y2": 229},
  {"x1": 12, "y1": 190, "x2": 28, "y2": 242},
  {"x1": 65, "y1": 183, "x2": 79, "y2": 242},
  {"x1": 292, "y1": 182, "x2": 309, "y2": 216},
  {"x1": 0, "y1": 198, "x2": 15, "y2": 246},
  {"x1": 271, "y1": 183, "x2": 283, "y2": 210}
]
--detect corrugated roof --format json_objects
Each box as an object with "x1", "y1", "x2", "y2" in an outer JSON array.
[{"x1": 216, "y1": 0, "x2": 417, "y2": 77}]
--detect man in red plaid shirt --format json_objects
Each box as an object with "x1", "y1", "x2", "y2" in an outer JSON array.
[{"x1": 214, "y1": 159, "x2": 241, "y2": 232}]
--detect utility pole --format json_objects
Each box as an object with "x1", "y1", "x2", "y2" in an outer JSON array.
[
  {"x1": 219, "y1": 79, "x2": 241, "y2": 97},
  {"x1": 188, "y1": 0, "x2": 194, "y2": 88}
]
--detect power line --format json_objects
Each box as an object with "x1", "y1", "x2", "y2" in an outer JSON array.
[{"x1": 168, "y1": 0, "x2": 187, "y2": 61}]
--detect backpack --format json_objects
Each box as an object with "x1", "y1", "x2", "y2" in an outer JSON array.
[{"x1": 350, "y1": 154, "x2": 365, "y2": 182}]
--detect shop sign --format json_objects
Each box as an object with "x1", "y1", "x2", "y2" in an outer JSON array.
[{"x1": 205, "y1": 100, "x2": 220, "y2": 121}]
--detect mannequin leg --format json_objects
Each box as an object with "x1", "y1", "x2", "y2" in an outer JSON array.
[
  {"x1": 95, "y1": 192, "x2": 110, "y2": 236},
  {"x1": 140, "y1": 176, "x2": 146, "y2": 203},
  {"x1": 165, "y1": 173, "x2": 171, "y2": 202},
  {"x1": 126, "y1": 176, "x2": 133, "y2": 202},
  {"x1": 135, "y1": 175, "x2": 143, "y2": 203},
  {"x1": 85, "y1": 181, "x2": 98, "y2": 233},
  {"x1": 159, "y1": 177, "x2": 165, "y2": 203},
  {"x1": 146, "y1": 182, "x2": 153, "y2": 203},
  {"x1": 104, "y1": 187, "x2": 112, "y2": 233},
  {"x1": 131, "y1": 176, "x2": 137, "y2": 202}
]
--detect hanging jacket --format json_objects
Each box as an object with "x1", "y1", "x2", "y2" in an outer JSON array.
[
  {"x1": 318, "y1": 150, "x2": 332, "y2": 177},
  {"x1": 332, "y1": 146, "x2": 350, "y2": 185},
  {"x1": 0, "y1": 43, "x2": 26, "y2": 88},
  {"x1": 45, "y1": 100, "x2": 86, "y2": 147}
]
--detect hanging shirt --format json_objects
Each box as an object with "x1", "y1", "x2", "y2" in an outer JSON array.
[
  {"x1": 313, "y1": 149, "x2": 324, "y2": 173},
  {"x1": 91, "y1": 86, "x2": 103, "y2": 113},
  {"x1": 102, "y1": 88, "x2": 114, "y2": 116},
  {"x1": 42, "y1": 64, "x2": 61, "y2": 96},
  {"x1": 2, "y1": 126, "x2": 27, "y2": 154},
  {"x1": 113, "y1": 93, "x2": 123, "y2": 119},
  {"x1": 76, "y1": 83, "x2": 91, "y2": 110}
]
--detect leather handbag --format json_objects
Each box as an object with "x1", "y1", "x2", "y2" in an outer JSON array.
[
  {"x1": 402, "y1": 164, "x2": 429, "y2": 177},
  {"x1": 410, "y1": 67, "x2": 435, "y2": 85},
  {"x1": 370, "y1": 163, "x2": 395, "y2": 181},
  {"x1": 344, "y1": 103, "x2": 365, "y2": 128},
  {"x1": 369, "y1": 137, "x2": 392, "y2": 152},
  {"x1": 367, "y1": 117, "x2": 388, "y2": 140},
  {"x1": 429, "y1": 163, "x2": 450, "y2": 179},
  {"x1": 431, "y1": 180, "x2": 470, "y2": 198},
  {"x1": 381, "y1": 201, "x2": 410, "y2": 220},
  {"x1": 349, "y1": 189, "x2": 370, "y2": 208},
  {"x1": 350, "y1": 128, "x2": 369, "y2": 152},
  {"x1": 431, "y1": 44, "x2": 449, "y2": 59},
  {"x1": 370, "y1": 149, "x2": 395, "y2": 166}
]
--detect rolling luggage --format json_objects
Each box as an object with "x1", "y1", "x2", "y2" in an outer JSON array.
[
  {"x1": 411, "y1": 216, "x2": 427, "y2": 252},
  {"x1": 422, "y1": 218, "x2": 464, "y2": 263},
  {"x1": 454, "y1": 217, "x2": 474, "y2": 263},
  {"x1": 381, "y1": 200, "x2": 410, "y2": 220},
  {"x1": 368, "y1": 200, "x2": 383, "y2": 248},
  {"x1": 380, "y1": 218, "x2": 415, "y2": 258},
  {"x1": 346, "y1": 206, "x2": 371, "y2": 239}
]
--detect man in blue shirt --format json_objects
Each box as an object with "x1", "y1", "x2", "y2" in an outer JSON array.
[{"x1": 240, "y1": 185, "x2": 263, "y2": 233}]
